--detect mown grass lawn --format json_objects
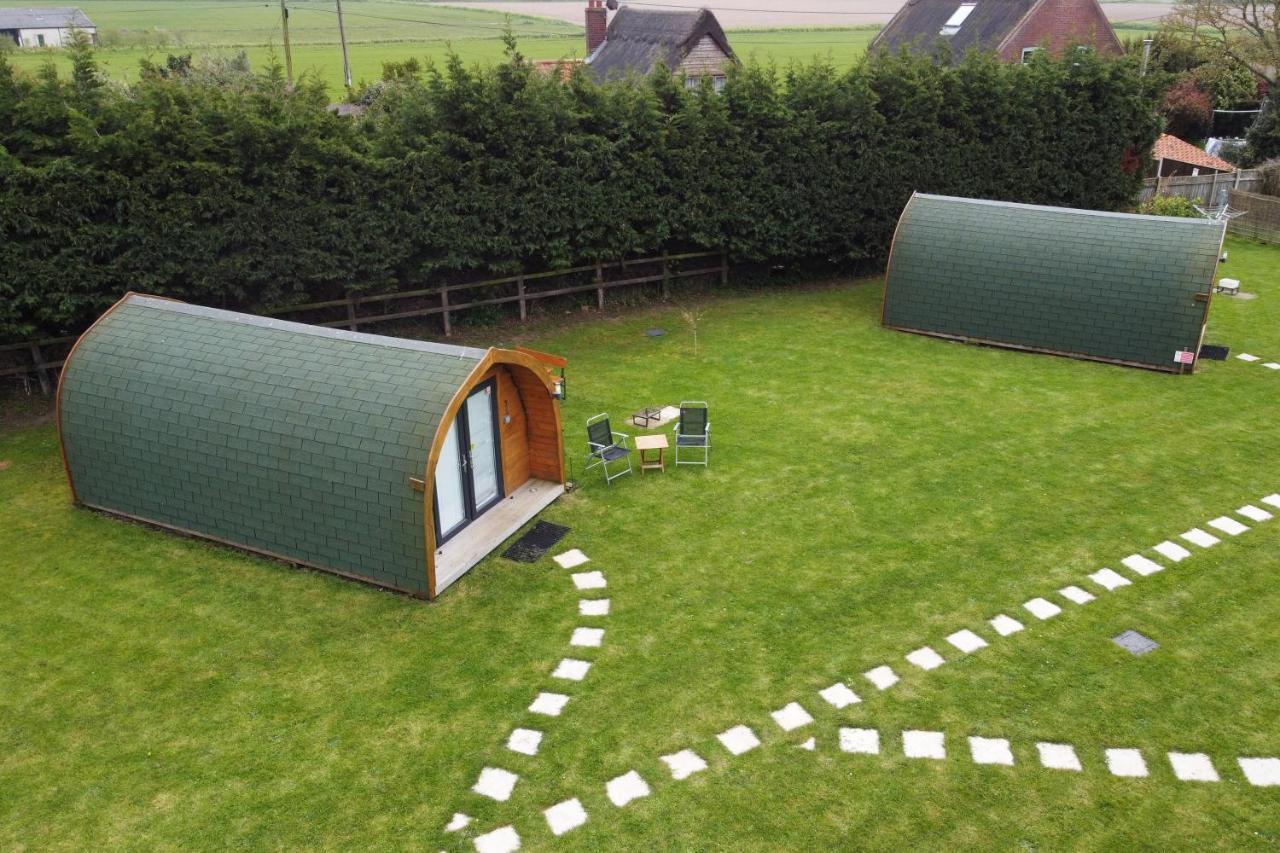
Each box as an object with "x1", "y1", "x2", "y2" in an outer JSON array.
[{"x1": 3, "y1": 236, "x2": 1280, "y2": 850}]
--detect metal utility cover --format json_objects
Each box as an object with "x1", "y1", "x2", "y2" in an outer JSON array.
[{"x1": 1113, "y1": 630, "x2": 1159, "y2": 655}]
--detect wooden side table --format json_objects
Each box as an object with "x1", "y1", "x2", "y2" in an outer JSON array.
[{"x1": 634, "y1": 434, "x2": 669, "y2": 474}]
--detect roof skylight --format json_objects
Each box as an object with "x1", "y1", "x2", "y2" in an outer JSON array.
[{"x1": 940, "y1": 3, "x2": 976, "y2": 35}]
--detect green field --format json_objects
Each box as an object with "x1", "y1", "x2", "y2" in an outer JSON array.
[{"x1": 3, "y1": 236, "x2": 1279, "y2": 849}]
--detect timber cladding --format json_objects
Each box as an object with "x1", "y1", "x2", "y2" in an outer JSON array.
[{"x1": 881, "y1": 193, "x2": 1226, "y2": 373}]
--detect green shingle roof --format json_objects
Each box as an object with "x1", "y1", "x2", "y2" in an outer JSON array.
[
  {"x1": 59, "y1": 295, "x2": 486, "y2": 597},
  {"x1": 882, "y1": 193, "x2": 1226, "y2": 372}
]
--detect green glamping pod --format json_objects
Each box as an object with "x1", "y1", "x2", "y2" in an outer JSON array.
[
  {"x1": 881, "y1": 193, "x2": 1228, "y2": 373},
  {"x1": 57, "y1": 294, "x2": 568, "y2": 599}
]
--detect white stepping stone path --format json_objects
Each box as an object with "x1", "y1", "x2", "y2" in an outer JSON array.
[
  {"x1": 1239, "y1": 757, "x2": 1280, "y2": 786},
  {"x1": 473, "y1": 767, "x2": 520, "y2": 802},
  {"x1": 1105, "y1": 748, "x2": 1149, "y2": 778},
  {"x1": 1265, "y1": 362, "x2": 1280, "y2": 370},
  {"x1": 554, "y1": 549, "x2": 590, "y2": 569},
  {"x1": 1121, "y1": 554, "x2": 1164, "y2": 577},
  {"x1": 1237, "y1": 504, "x2": 1273, "y2": 522},
  {"x1": 1168, "y1": 752, "x2": 1219, "y2": 782},
  {"x1": 718, "y1": 725, "x2": 762, "y2": 755},
  {"x1": 1089, "y1": 568, "x2": 1131, "y2": 591},
  {"x1": 1023, "y1": 597, "x2": 1062, "y2": 620},
  {"x1": 473, "y1": 826, "x2": 520, "y2": 853},
  {"x1": 1261, "y1": 494, "x2": 1280, "y2": 509},
  {"x1": 661, "y1": 749, "x2": 707, "y2": 780},
  {"x1": 969, "y1": 736, "x2": 1015, "y2": 766},
  {"x1": 906, "y1": 646, "x2": 946, "y2": 670},
  {"x1": 1208, "y1": 516, "x2": 1249, "y2": 536},
  {"x1": 1237, "y1": 353, "x2": 1261, "y2": 362},
  {"x1": 445, "y1": 813, "x2": 471, "y2": 832},
  {"x1": 865, "y1": 665, "x2": 899, "y2": 690},
  {"x1": 606, "y1": 770, "x2": 651, "y2": 807},
  {"x1": 946, "y1": 629, "x2": 988, "y2": 654},
  {"x1": 1059, "y1": 585, "x2": 1095, "y2": 605},
  {"x1": 799, "y1": 737, "x2": 816, "y2": 751},
  {"x1": 579, "y1": 598, "x2": 610, "y2": 616},
  {"x1": 771, "y1": 702, "x2": 814, "y2": 732},
  {"x1": 1152, "y1": 540, "x2": 1192, "y2": 562},
  {"x1": 506, "y1": 728, "x2": 543, "y2": 757},
  {"x1": 544, "y1": 798, "x2": 588, "y2": 836},
  {"x1": 903, "y1": 730, "x2": 946, "y2": 760},
  {"x1": 529, "y1": 692, "x2": 570, "y2": 717},
  {"x1": 552, "y1": 658, "x2": 592, "y2": 681},
  {"x1": 1181, "y1": 528, "x2": 1220, "y2": 548},
  {"x1": 571, "y1": 571, "x2": 607, "y2": 590},
  {"x1": 839, "y1": 727, "x2": 881, "y2": 755},
  {"x1": 989, "y1": 614, "x2": 1024, "y2": 636},
  {"x1": 1037, "y1": 742, "x2": 1082, "y2": 771},
  {"x1": 819, "y1": 682, "x2": 861, "y2": 709},
  {"x1": 570, "y1": 627, "x2": 604, "y2": 648}
]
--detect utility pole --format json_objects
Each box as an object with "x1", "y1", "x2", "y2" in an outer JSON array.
[
  {"x1": 279, "y1": 0, "x2": 293, "y2": 84},
  {"x1": 335, "y1": 0, "x2": 352, "y2": 89}
]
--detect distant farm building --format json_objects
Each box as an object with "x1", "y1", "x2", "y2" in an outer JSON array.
[
  {"x1": 881, "y1": 193, "x2": 1226, "y2": 373},
  {"x1": 1151, "y1": 134, "x2": 1236, "y2": 178},
  {"x1": 584, "y1": 1, "x2": 736, "y2": 89},
  {"x1": 869, "y1": 0, "x2": 1122, "y2": 62},
  {"x1": 0, "y1": 7, "x2": 96, "y2": 48}
]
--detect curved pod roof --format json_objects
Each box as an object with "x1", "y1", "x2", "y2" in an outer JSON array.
[
  {"x1": 57, "y1": 294, "x2": 562, "y2": 598},
  {"x1": 881, "y1": 193, "x2": 1226, "y2": 373}
]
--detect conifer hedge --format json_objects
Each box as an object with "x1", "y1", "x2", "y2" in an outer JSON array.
[{"x1": 0, "y1": 41, "x2": 1160, "y2": 342}]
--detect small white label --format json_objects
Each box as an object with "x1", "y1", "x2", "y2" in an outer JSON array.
[{"x1": 1174, "y1": 350, "x2": 1195, "y2": 365}]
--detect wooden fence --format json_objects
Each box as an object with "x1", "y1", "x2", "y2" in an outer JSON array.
[
  {"x1": 1, "y1": 250, "x2": 728, "y2": 395},
  {"x1": 1227, "y1": 189, "x2": 1280, "y2": 244},
  {"x1": 1138, "y1": 168, "x2": 1264, "y2": 205}
]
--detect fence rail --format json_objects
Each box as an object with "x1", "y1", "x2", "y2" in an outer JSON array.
[
  {"x1": 1, "y1": 250, "x2": 728, "y2": 395},
  {"x1": 1138, "y1": 168, "x2": 1264, "y2": 205},
  {"x1": 1227, "y1": 189, "x2": 1280, "y2": 244}
]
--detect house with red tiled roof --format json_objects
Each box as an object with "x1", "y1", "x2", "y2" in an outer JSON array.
[{"x1": 1151, "y1": 133, "x2": 1236, "y2": 178}]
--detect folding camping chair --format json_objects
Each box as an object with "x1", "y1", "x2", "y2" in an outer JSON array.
[
  {"x1": 585, "y1": 413, "x2": 633, "y2": 485},
  {"x1": 672, "y1": 401, "x2": 710, "y2": 467}
]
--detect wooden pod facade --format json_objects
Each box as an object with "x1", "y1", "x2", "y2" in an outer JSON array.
[{"x1": 57, "y1": 294, "x2": 566, "y2": 599}]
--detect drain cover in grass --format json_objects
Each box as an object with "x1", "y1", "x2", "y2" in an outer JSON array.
[
  {"x1": 503, "y1": 521, "x2": 571, "y2": 563},
  {"x1": 1113, "y1": 630, "x2": 1159, "y2": 656}
]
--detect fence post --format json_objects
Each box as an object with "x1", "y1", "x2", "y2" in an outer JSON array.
[
  {"x1": 595, "y1": 262, "x2": 604, "y2": 311},
  {"x1": 518, "y1": 275, "x2": 527, "y2": 322},
  {"x1": 661, "y1": 251, "x2": 670, "y2": 300},
  {"x1": 345, "y1": 298, "x2": 358, "y2": 332},
  {"x1": 720, "y1": 251, "x2": 729, "y2": 287},
  {"x1": 441, "y1": 285, "x2": 452, "y2": 337},
  {"x1": 29, "y1": 342, "x2": 51, "y2": 396}
]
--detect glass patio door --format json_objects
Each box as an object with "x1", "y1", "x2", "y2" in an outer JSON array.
[
  {"x1": 466, "y1": 386, "x2": 501, "y2": 513},
  {"x1": 432, "y1": 379, "x2": 504, "y2": 544}
]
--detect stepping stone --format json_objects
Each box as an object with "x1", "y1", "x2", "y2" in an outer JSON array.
[
  {"x1": 552, "y1": 658, "x2": 591, "y2": 681},
  {"x1": 865, "y1": 665, "x2": 899, "y2": 690},
  {"x1": 946, "y1": 629, "x2": 988, "y2": 653},
  {"x1": 473, "y1": 826, "x2": 520, "y2": 853},
  {"x1": 819, "y1": 682, "x2": 861, "y2": 709},
  {"x1": 989, "y1": 614, "x2": 1024, "y2": 636},
  {"x1": 506, "y1": 728, "x2": 543, "y2": 756},
  {"x1": 1024, "y1": 598, "x2": 1062, "y2": 620},
  {"x1": 771, "y1": 702, "x2": 814, "y2": 732},
  {"x1": 1265, "y1": 362, "x2": 1280, "y2": 370},
  {"x1": 661, "y1": 749, "x2": 707, "y2": 780},
  {"x1": 1059, "y1": 585, "x2": 1095, "y2": 605},
  {"x1": 1261, "y1": 494, "x2": 1280, "y2": 509},
  {"x1": 1153, "y1": 540, "x2": 1192, "y2": 562},
  {"x1": 1181, "y1": 528, "x2": 1220, "y2": 548},
  {"x1": 445, "y1": 813, "x2": 471, "y2": 832},
  {"x1": 839, "y1": 727, "x2": 881, "y2": 755},
  {"x1": 579, "y1": 599, "x2": 610, "y2": 616},
  {"x1": 1037, "y1": 742, "x2": 1082, "y2": 771},
  {"x1": 529, "y1": 692, "x2": 570, "y2": 717},
  {"x1": 1208, "y1": 516, "x2": 1249, "y2": 536},
  {"x1": 1237, "y1": 353, "x2": 1261, "y2": 362},
  {"x1": 1238, "y1": 757, "x2": 1280, "y2": 786},
  {"x1": 1121, "y1": 554, "x2": 1164, "y2": 577},
  {"x1": 1105, "y1": 748, "x2": 1149, "y2": 778},
  {"x1": 1089, "y1": 568, "x2": 1131, "y2": 591},
  {"x1": 1168, "y1": 752, "x2": 1220, "y2": 782},
  {"x1": 554, "y1": 549, "x2": 590, "y2": 569},
  {"x1": 544, "y1": 798, "x2": 588, "y2": 836},
  {"x1": 1237, "y1": 504, "x2": 1273, "y2": 522},
  {"x1": 570, "y1": 627, "x2": 604, "y2": 647},
  {"x1": 472, "y1": 767, "x2": 519, "y2": 802},
  {"x1": 718, "y1": 725, "x2": 761, "y2": 756},
  {"x1": 606, "y1": 770, "x2": 651, "y2": 807},
  {"x1": 798, "y1": 737, "x2": 816, "y2": 751},
  {"x1": 906, "y1": 647, "x2": 946, "y2": 670},
  {"x1": 572, "y1": 571, "x2": 607, "y2": 590},
  {"x1": 903, "y1": 730, "x2": 946, "y2": 760},
  {"x1": 969, "y1": 736, "x2": 1014, "y2": 766}
]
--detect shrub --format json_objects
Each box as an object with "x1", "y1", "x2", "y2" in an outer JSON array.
[
  {"x1": 1138, "y1": 195, "x2": 1200, "y2": 217},
  {"x1": 1161, "y1": 78, "x2": 1213, "y2": 139}
]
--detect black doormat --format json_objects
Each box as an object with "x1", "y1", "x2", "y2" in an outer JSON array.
[
  {"x1": 1199, "y1": 344, "x2": 1230, "y2": 361},
  {"x1": 503, "y1": 521, "x2": 571, "y2": 563}
]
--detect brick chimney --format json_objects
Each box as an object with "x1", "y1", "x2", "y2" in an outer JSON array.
[{"x1": 586, "y1": 0, "x2": 607, "y2": 56}]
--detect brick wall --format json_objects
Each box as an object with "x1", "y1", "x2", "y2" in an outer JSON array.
[
  {"x1": 999, "y1": 0, "x2": 1123, "y2": 61},
  {"x1": 586, "y1": 0, "x2": 607, "y2": 55}
]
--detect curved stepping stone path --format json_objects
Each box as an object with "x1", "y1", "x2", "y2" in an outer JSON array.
[
  {"x1": 1237, "y1": 504, "x2": 1273, "y2": 523},
  {"x1": 1023, "y1": 598, "x2": 1061, "y2": 620},
  {"x1": 819, "y1": 682, "x2": 861, "y2": 709},
  {"x1": 1105, "y1": 748, "x2": 1149, "y2": 778},
  {"x1": 473, "y1": 767, "x2": 520, "y2": 802},
  {"x1": 1120, "y1": 554, "x2": 1164, "y2": 577},
  {"x1": 907, "y1": 646, "x2": 946, "y2": 671},
  {"x1": 552, "y1": 658, "x2": 591, "y2": 682},
  {"x1": 1089, "y1": 568, "x2": 1131, "y2": 591},
  {"x1": 718, "y1": 725, "x2": 761, "y2": 755},
  {"x1": 1153, "y1": 540, "x2": 1191, "y2": 562},
  {"x1": 903, "y1": 730, "x2": 946, "y2": 760},
  {"x1": 1169, "y1": 752, "x2": 1219, "y2": 782},
  {"x1": 579, "y1": 598, "x2": 610, "y2": 616},
  {"x1": 970, "y1": 736, "x2": 1014, "y2": 766},
  {"x1": 1239, "y1": 757, "x2": 1280, "y2": 786},
  {"x1": 661, "y1": 749, "x2": 707, "y2": 780},
  {"x1": 529, "y1": 692, "x2": 570, "y2": 717},
  {"x1": 544, "y1": 798, "x2": 588, "y2": 836},
  {"x1": 506, "y1": 728, "x2": 543, "y2": 757},
  {"x1": 570, "y1": 627, "x2": 604, "y2": 648},
  {"x1": 571, "y1": 571, "x2": 607, "y2": 590},
  {"x1": 1037, "y1": 742, "x2": 1082, "y2": 771},
  {"x1": 1181, "y1": 528, "x2": 1220, "y2": 548},
  {"x1": 946, "y1": 629, "x2": 988, "y2": 653},
  {"x1": 839, "y1": 727, "x2": 881, "y2": 755},
  {"x1": 1208, "y1": 516, "x2": 1249, "y2": 536},
  {"x1": 771, "y1": 702, "x2": 814, "y2": 732},
  {"x1": 474, "y1": 825, "x2": 520, "y2": 853},
  {"x1": 553, "y1": 549, "x2": 590, "y2": 569},
  {"x1": 865, "y1": 665, "x2": 900, "y2": 690},
  {"x1": 1058, "y1": 585, "x2": 1095, "y2": 605},
  {"x1": 606, "y1": 771, "x2": 651, "y2": 807},
  {"x1": 445, "y1": 812, "x2": 471, "y2": 832},
  {"x1": 989, "y1": 614, "x2": 1024, "y2": 636}
]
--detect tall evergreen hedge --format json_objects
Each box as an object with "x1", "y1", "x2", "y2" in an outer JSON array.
[{"x1": 0, "y1": 41, "x2": 1159, "y2": 342}]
